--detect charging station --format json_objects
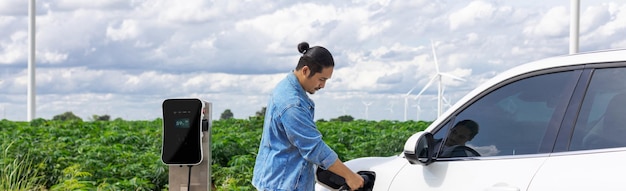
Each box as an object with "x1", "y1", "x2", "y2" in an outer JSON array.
[{"x1": 162, "y1": 98, "x2": 213, "y2": 191}]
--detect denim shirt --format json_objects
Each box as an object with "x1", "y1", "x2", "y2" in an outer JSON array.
[{"x1": 252, "y1": 72, "x2": 338, "y2": 191}]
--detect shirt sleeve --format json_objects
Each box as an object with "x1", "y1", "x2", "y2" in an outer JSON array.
[{"x1": 281, "y1": 106, "x2": 338, "y2": 169}]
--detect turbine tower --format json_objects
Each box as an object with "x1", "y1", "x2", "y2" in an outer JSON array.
[
  {"x1": 28, "y1": 0, "x2": 36, "y2": 121},
  {"x1": 414, "y1": 41, "x2": 465, "y2": 117},
  {"x1": 570, "y1": 0, "x2": 580, "y2": 54},
  {"x1": 413, "y1": 101, "x2": 422, "y2": 121}
]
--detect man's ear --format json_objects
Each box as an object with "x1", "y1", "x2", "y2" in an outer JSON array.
[{"x1": 301, "y1": 65, "x2": 310, "y2": 77}]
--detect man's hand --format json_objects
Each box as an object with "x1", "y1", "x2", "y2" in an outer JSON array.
[
  {"x1": 344, "y1": 172, "x2": 364, "y2": 190},
  {"x1": 328, "y1": 159, "x2": 364, "y2": 190}
]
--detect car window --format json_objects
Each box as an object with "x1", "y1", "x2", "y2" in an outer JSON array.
[
  {"x1": 433, "y1": 71, "x2": 579, "y2": 158},
  {"x1": 570, "y1": 67, "x2": 626, "y2": 151}
]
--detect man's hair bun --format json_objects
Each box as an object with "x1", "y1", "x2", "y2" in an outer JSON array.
[{"x1": 297, "y1": 42, "x2": 310, "y2": 54}]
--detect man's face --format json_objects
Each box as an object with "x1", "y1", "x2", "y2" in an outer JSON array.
[
  {"x1": 445, "y1": 125, "x2": 472, "y2": 146},
  {"x1": 299, "y1": 66, "x2": 333, "y2": 94}
]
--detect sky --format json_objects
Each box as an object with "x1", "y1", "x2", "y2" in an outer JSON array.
[{"x1": 1, "y1": 0, "x2": 626, "y2": 122}]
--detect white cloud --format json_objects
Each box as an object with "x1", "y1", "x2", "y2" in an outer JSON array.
[
  {"x1": 0, "y1": 1, "x2": 28, "y2": 15},
  {"x1": 465, "y1": 33, "x2": 480, "y2": 44},
  {"x1": 39, "y1": 50, "x2": 68, "y2": 64},
  {"x1": 106, "y1": 19, "x2": 140, "y2": 41},
  {"x1": 36, "y1": 9, "x2": 109, "y2": 55},
  {"x1": 156, "y1": 0, "x2": 218, "y2": 23},
  {"x1": 235, "y1": 3, "x2": 340, "y2": 43},
  {"x1": 449, "y1": 1, "x2": 496, "y2": 30},
  {"x1": 1, "y1": 0, "x2": 626, "y2": 121},
  {"x1": 595, "y1": 4, "x2": 626, "y2": 37},
  {"x1": 358, "y1": 20, "x2": 391, "y2": 40},
  {"x1": 579, "y1": 3, "x2": 626, "y2": 50},
  {"x1": 0, "y1": 31, "x2": 27, "y2": 64},
  {"x1": 0, "y1": 15, "x2": 17, "y2": 28},
  {"x1": 55, "y1": 0, "x2": 129, "y2": 10},
  {"x1": 523, "y1": 6, "x2": 569, "y2": 38},
  {"x1": 581, "y1": 5, "x2": 612, "y2": 33}
]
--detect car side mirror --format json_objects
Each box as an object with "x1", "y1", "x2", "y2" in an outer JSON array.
[{"x1": 404, "y1": 131, "x2": 435, "y2": 165}]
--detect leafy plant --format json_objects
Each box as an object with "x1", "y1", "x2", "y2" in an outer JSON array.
[
  {"x1": 0, "y1": 118, "x2": 430, "y2": 190},
  {"x1": 50, "y1": 164, "x2": 95, "y2": 191}
]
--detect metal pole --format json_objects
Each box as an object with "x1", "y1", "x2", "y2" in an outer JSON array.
[
  {"x1": 437, "y1": 75, "x2": 442, "y2": 117},
  {"x1": 569, "y1": 0, "x2": 580, "y2": 54},
  {"x1": 28, "y1": 0, "x2": 36, "y2": 121},
  {"x1": 403, "y1": 98, "x2": 408, "y2": 121}
]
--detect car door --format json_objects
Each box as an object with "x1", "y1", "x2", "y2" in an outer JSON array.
[
  {"x1": 528, "y1": 65, "x2": 626, "y2": 190},
  {"x1": 389, "y1": 69, "x2": 581, "y2": 190}
]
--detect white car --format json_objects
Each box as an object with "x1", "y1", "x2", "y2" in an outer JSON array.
[{"x1": 316, "y1": 49, "x2": 626, "y2": 190}]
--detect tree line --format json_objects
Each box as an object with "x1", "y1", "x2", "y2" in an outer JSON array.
[{"x1": 51, "y1": 107, "x2": 356, "y2": 122}]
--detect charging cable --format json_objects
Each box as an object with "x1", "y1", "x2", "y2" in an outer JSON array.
[{"x1": 187, "y1": 165, "x2": 193, "y2": 191}]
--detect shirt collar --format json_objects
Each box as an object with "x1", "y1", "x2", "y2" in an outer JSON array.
[{"x1": 287, "y1": 72, "x2": 314, "y2": 106}]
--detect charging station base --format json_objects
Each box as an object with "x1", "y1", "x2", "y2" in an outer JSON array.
[{"x1": 168, "y1": 131, "x2": 212, "y2": 191}]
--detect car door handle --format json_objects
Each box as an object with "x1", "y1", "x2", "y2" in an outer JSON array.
[{"x1": 485, "y1": 183, "x2": 520, "y2": 191}]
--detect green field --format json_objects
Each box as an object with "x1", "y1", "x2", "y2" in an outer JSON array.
[{"x1": 0, "y1": 118, "x2": 429, "y2": 190}]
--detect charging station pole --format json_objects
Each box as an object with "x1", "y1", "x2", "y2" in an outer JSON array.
[{"x1": 165, "y1": 101, "x2": 213, "y2": 191}]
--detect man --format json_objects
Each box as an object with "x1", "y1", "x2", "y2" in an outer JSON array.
[
  {"x1": 252, "y1": 42, "x2": 364, "y2": 191},
  {"x1": 434, "y1": 119, "x2": 480, "y2": 157}
]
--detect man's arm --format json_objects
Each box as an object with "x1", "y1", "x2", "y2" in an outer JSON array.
[{"x1": 327, "y1": 159, "x2": 364, "y2": 190}]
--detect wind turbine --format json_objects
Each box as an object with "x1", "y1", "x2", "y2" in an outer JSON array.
[
  {"x1": 428, "y1": 87, "x2": 455, "y2": 113},
  {"x1": 441, "y1": 86, "x2": 454, "y2": 110},
  {"x1": 386, "y1": 101, "x2": 395, "y2": 114},
  {"x1": 403, "y1": 85, "x2": 419, "y2": 121},
  {"x1": 362, "y1": 101, "x2": 373, "y2": 120},
  {"x1": 413, "y1": 101, "x2": 422, "y2": 121},
  {"x1": 337, "y1": 104, "x2": 348, "y2": 115},
  {"x1": 1, "y1": 104, "x2": 5, "y2": 119},
  {"x1": 414, "y1": 40, "x2": 465, "y2": 117}
]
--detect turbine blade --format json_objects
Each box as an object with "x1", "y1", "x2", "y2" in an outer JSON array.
[
  {"x1": 431, "y1": 40, "x2": 440, "y2": 74},
  {"x1": 440, "y1": 72, "x2": 466, "y2": 81},
  {"x1": 405, "y1": 84, "x2": 418, "y2": 96},
  {"x1": 442, "y1": 96, "x2": 450, "y2": 104},
  {"x1": 414, "y1": 75, "x2": 437, "y2": 100}
]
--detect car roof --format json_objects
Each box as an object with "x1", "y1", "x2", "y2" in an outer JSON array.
[{"x1": 428, "y1": 48, "x2": 626, "y2": 128}]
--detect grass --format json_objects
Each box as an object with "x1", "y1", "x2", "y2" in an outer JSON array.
[{"x1": 0, "y1": 140, "x2": 43, "y2": 190}]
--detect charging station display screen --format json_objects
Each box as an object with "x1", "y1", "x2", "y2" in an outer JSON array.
[
  {"x1": 162, "y1": 99, "x2": 203, "y2": 165},
  {"x1": 175, "y1": 118, "x2": 190, "y2": 128}
]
